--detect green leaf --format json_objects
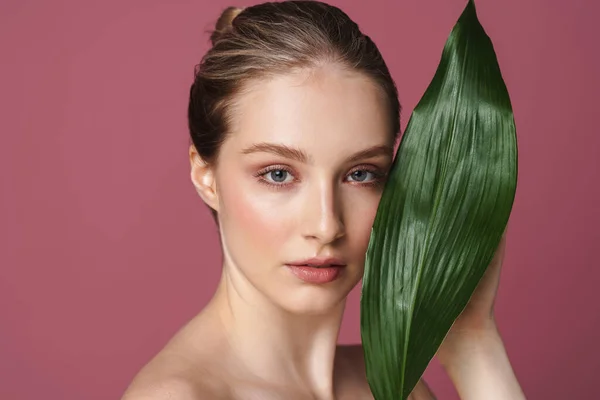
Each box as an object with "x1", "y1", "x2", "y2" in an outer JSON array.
[{"x1": 359, "y1": 0, "x2": 517, "y2": 399}]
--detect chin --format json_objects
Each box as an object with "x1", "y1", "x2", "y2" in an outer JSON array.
[
  {"x1": 273, "y1": 271, "x2": 360, "y2": 315},
  {"x1": 279, "y1": 293, "x2": 348, "y2": 315}
]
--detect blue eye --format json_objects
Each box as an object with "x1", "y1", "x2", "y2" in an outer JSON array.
[
  {"x1": 263, "y1": 169, "x2": 293, "y2": 184},
  {"x1": 256, "y1": 166, "x2": 383, "y2": 188},
  {"x1": 270, "y1": 170, "x2": 287, "y2": 182},
  {"x1": 349, "y1": 170, "x2": 371, "y2": 182},
  {"x1": 347, "y1": 169, "x2": 377, "y2": 182}
]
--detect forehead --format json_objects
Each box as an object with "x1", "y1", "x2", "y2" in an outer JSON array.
[{"x1": 225, "y1": 66, "x2": 393, "y2": 158}]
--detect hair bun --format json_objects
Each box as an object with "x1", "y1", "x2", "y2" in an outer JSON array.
[{"x1": 210, "y1": 6, "x2": 244, "y2": 45}]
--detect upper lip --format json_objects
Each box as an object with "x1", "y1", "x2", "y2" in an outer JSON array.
[{"x1": 287, "y1": 256, "x2": 347, "y2": 267}]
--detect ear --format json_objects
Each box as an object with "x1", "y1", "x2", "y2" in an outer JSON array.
[{"x1": 189, "y1": 145, "x2": 219, "y2": 212}]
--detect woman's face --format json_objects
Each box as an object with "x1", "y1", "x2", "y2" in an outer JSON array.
[{"x1": 206, "y1": 66, "x2": 394, "y2": 315}]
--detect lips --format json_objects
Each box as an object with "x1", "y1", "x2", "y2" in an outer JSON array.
[
  {"x1": 285, "y1": 256, "x2": 347, "y2": 284},
  {"x1": 286, "y1": 257, "x2": 347, "y2": 268}
]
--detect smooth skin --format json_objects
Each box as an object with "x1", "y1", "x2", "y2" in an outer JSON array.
[{"x1": 122, "y1": 65, "x2": 525, "y2": 400}]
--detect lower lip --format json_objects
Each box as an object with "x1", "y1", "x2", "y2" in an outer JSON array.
[{"x1": 286, "y1": 265, "x2": 344, "y2": 284}]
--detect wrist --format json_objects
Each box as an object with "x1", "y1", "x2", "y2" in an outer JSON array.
[
  {"x1": 437, "y1": 318, "x2": 500, "y2": 370},
  {"x1": 435, "y1": 322, "x2": 526, "y2": 400}
]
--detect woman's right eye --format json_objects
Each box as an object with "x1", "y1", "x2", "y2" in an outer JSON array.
[
  {"x1": 258, "y1": 168, "x2": 295, "y2": 185},
  {"x1": 266, "y1": 170, "x2": 288, "y2": 182}
]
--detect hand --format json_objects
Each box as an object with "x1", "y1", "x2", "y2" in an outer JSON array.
[
  {"x1": 437, "y1": 231, "x2": 507, "y2": 358},
  {"x1": 434, "y1": 231, "x2": 526, "y2": 399},
  {"x1": 406, "y1": 234, "x2": 510, "y2": 400}
]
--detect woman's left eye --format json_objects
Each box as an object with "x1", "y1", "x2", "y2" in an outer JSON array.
[{"x1": 346, "y1": 169, "x2": 377, "y2": 183}]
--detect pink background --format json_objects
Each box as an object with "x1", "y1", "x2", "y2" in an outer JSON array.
[{"x1": 1, "y1": 0, "x2": 598, "y2": 398}]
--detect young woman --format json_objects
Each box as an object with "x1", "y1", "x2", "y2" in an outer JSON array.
[{"x1": 123, "y1": 2, "x2": 525, "y2": 399}]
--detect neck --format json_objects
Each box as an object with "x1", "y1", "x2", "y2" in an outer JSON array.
[{"x1": 206, "y1": 261, "x2": 346, "y2": 399}]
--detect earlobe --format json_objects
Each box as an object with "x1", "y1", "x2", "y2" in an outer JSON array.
[{"x1": 189, "y1": 145, "x2": 219, "y2": 212}]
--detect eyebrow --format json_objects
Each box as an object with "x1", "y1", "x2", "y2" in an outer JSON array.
[
  {"x1": 346, "y1": 145, "x2": 393, "y2": 163},
  {"x1": 241, "y1": 142, "x2": 310, "y2": 163},
  {"x1": 240, "y1": 142, "x2": 393, "y2": 164}
]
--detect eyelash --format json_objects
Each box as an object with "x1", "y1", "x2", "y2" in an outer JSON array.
[{"x1": 253, "y1": 164, "x2": 387, "y2": 190}]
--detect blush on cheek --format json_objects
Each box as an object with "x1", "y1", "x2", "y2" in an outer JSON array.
[{"x1": 220, "y1": 185, "x2": 290, "y2": 271}]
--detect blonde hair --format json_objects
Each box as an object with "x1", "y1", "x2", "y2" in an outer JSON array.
[{"x1": 209, "y1": 6, "x2": 244, "y2": 45}]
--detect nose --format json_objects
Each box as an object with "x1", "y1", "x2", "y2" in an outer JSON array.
[{"x1": 301, "y1": 181, "x2": 345, "y2": 244}]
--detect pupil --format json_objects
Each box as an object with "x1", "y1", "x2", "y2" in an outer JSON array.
[
  {"x1": 353, "y1": 171, "x2": 367, "y2": 181},
  {"x1": 271, "y1": 170, "x2": 286, "y2": 182}
]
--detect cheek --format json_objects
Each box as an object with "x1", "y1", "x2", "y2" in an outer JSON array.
[
  {"x1": 345, "y1": 192, "x2": 381, "y2": 260},
  {"x1": 218, "y1": 178, "x2": 292, "y2": 264}
]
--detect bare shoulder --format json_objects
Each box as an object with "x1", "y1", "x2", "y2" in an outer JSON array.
[
  {"x1": 335, "y1": 344, "x2": 436, "y2": 400},
  {"x1": 121, "y1": 373, "x2": 205, "y2": 400},
  {"x1": 121, "y1": 349, "x2": 227, "y2": 400},
  {"x1": 122, "y1": 315, "x2": 229, "y2": 399}
]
